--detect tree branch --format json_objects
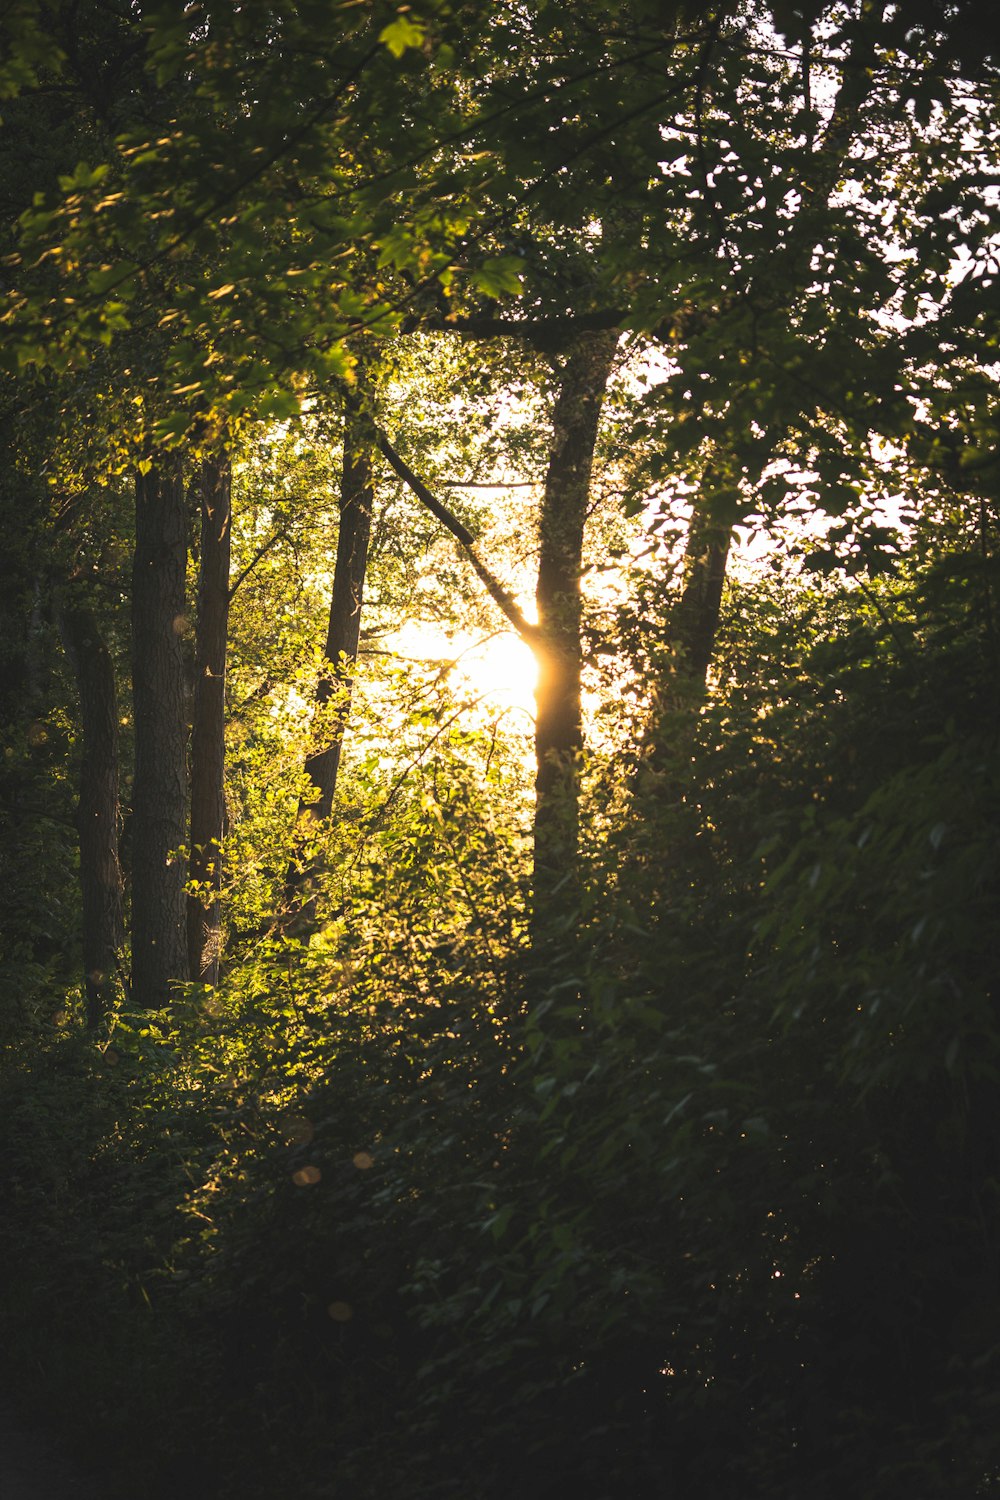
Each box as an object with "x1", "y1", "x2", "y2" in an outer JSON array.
[
  {"x1": 227, "y1": 528, "x2": 289, "y2": 601},
  {"x1": 444, "y1": 479, "x2": 539, "y2": 488},
  {"x1": 443, "y1": 307, "x2": 625, "y2": 342},
  {"x1": 374, "y1": 428, "x2": 540, "y2": 646}
]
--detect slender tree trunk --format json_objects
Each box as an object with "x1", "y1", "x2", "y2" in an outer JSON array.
[
  {"x1": 187, "y1": 450, "x2": 232, "y2": 986},
  {"x1": 131, "y1": 459, "x2": 189, "y2": 1010},
  {"x1": 304, "y1": 388, "x2": 375, "y2": 820},
  {"x1": 285, "y1": 383, "x2": 375, "y2": 919},
  {"x1": 533, "y1": 328, "x2": 618, "y2": 915},
  {"x1": 674, "y1": 499, "x2": 733, "y2": 686},
  {"x1": 58, "y1": 597, "x2": 125, "y2": 1029}
]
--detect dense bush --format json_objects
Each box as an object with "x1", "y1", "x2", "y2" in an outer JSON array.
[{"x1": 2, "y1": 555, "x2": 998, "y2": 1498}]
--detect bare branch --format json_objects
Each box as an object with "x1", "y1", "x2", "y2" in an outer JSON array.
[
  {"x1": 375, "y1": 428, "x2": 540, "y2": 646},
  {"x1": 443, "y1": 479, "x2": 539, "y2": 489}
]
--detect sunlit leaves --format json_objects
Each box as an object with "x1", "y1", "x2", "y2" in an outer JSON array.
[
  {"x1": 0, "y1": 0, "x2": 62, "y2": 101},
  {"x1": 0, "y1": 0, "x2": 497, "y2": 447},
  {"x1": 470, "y1": 255, "x2": 525, "y2": 298},
  {"x1": 378, "y1": 14, "x2": 426, "y2": 58}
]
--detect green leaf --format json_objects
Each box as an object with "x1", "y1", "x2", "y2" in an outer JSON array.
[
  {"x1": 86, "y1": 262, "x2": 138, "y2": 297},
  {"x1": 255, "y1": 388, "x2": 302, "y2": 420},
  {"x1": 378, "y1": 15, "x2": 425, "y2": 58},
  {"x1": 58, "y1": 160, "x2": 110, "y2": 191},
  {"x1": 471, "y1": 256, "x2": 524, "y2": 298},
  {"x1": 484, "y1": 1205, "x2": 514, "y2": 1240}
]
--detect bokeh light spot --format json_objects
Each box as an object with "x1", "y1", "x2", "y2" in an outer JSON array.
[{"x1": 292, "y1": 1165, "x2": 321, "y2": 1187}]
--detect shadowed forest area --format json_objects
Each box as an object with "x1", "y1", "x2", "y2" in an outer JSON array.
[{"x1": 1, "y1": 2, "x2": 999, "y2": 1496}]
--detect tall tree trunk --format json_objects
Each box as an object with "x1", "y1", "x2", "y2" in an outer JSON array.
[
  {"x1": 304, "y1": 387, "x2": 375, "y2": 820},
  {"x1": 674, "y1": 497, "x2": 733, "y2": 687},
  {"x1": 533, "y1": 328, "x2": 618, "y2": 916},
  {"x1": 285, "y1": 382, "x2": 375, "y2": 918},
  {"x1": 58, "y1": 596, "x2": 125, "y2": 1029},
  {"x1": 131, "y1": 459, "x2": 189, "y2": 1010},
  {"x1": 187, "y1": 450, "x2": 232, "y2": 986}
]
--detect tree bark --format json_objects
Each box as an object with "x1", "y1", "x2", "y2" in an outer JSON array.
[
  {"x1": 58, "y1": 596, "x2": 125, "y2": 1029},
  {"x1": 131, "y1": 459, "x2": 189, "y2": 1010},
  {"x1": 674, "y1": 497, "x2": 733, "y2": 687},
  {"x1": 303, "y1": 389, "x2": 375, "y2": 822},
  {"x1": 285, "y1": 383, "x2": 376, "y2": 920},
  {"x1": 187, "y1": 450, "x2": 231, "y2": 986},
  {"x1": 533, "y1": 328, "x2": 618, "y2": 915}
]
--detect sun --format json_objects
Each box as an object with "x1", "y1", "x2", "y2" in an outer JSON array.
[
  {"x1": 462, "y1": 630, "x2": 539, "y2": 720},
  {"x1": 383, "y1": 620, "x2": 539, "y2": 724}
]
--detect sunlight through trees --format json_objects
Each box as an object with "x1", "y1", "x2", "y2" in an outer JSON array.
[{"x1": 1, "y1": 2, "x2": 998, "y2": 1496}]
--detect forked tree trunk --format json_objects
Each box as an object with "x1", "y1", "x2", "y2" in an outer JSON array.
[
  {"x1": 187, "y1": 450, "x2": 232, "y2": 986},
  {"x1": 533, "y1": 328, "x2": 618, "y2": 917},
  {"x1": 58, "y1": 596, "x2": 125, "y2": 1029},
  {"x1": 131, "y1": 459, "x2": 189, "y2": 1010}
]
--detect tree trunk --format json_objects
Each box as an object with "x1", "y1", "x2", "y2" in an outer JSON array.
[
  {"x1": 674, "y1": 498, "x2": 733, "y2": 687},
  {"x1": 187, "y1": 450, "x2": 232, "y2": 986},
  {"x1": 131, "y1": 459, "x2": 189, "y2": 1010},
  {"x1": 533, "y1": 328, "x2": 618, "y2": 916},
  {"x1": 285, "y1": 382, "x2": 375, "y2": 919},
  {"x1": 58, "y1": 597, "x2": 125, "y2": 1029},
  {"x1": 304, "y1": 388, "x2": 375, "y2": 820}
]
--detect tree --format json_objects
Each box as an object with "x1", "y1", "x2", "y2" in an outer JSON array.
[
  {"x1": 57, "y1": 590, "x2": 125, "y2": 1028},
  {"x1": 188, "y1": 447, "x2": 232, "y2": 986},
  {"x1": 532, "y1": 328, "x2": 618, "y2": 913},
  {"x1": 0, "y1": 4, "x2": 999, "y2": 1498},
  {"x1": 130, "y1": 458, "x2": 189, "y2": 1009},
  {"x1": 301, "y1": 384, "x2": 376, "y2": 827}
]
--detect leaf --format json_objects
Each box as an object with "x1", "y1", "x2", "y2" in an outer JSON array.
[
  {"x1": 378, "y1": 15, "x2": 425, "y2": 57},
  {"x1": 86, "y1": 262, "x2": 138, "y2": 296},
  {"x1": 153, "y1": 411, "x2": 194, "y2": 443},
  {"x1": 471, "y1": 256, "x2": 524, "y2": 298},
  {"x1": 484, "y1": 1205, "x2": 514, "y2": 1240},
  {"x1": 58, "y1": 160, "x2": 110, "y2": 192},
  {"x1": 820, "y1": 483, "x2": 860, "y2": 518},
  {"x1": 256, "y1": 388, "x2": 302, "y2": 420}
]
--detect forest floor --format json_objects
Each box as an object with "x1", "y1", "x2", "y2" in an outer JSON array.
[{"x1": 0, "y1": 1399, "x2": 101, "y2": 1500}]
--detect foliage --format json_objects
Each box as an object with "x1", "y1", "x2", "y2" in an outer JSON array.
[
  {"x1": 2, "y1": 3, "x2": 999, "y2": 1497},
  {"x1": 4, "y1": 537, "x2": 998, "y2": 1496}
]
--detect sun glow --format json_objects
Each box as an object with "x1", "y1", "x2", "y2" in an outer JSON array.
[
  {"x1": 462, "y1": 630, "x2": 539, "y2": 719},
  {"x1": 383, "y1": 622, "x2": 539, "y2": 724}
]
